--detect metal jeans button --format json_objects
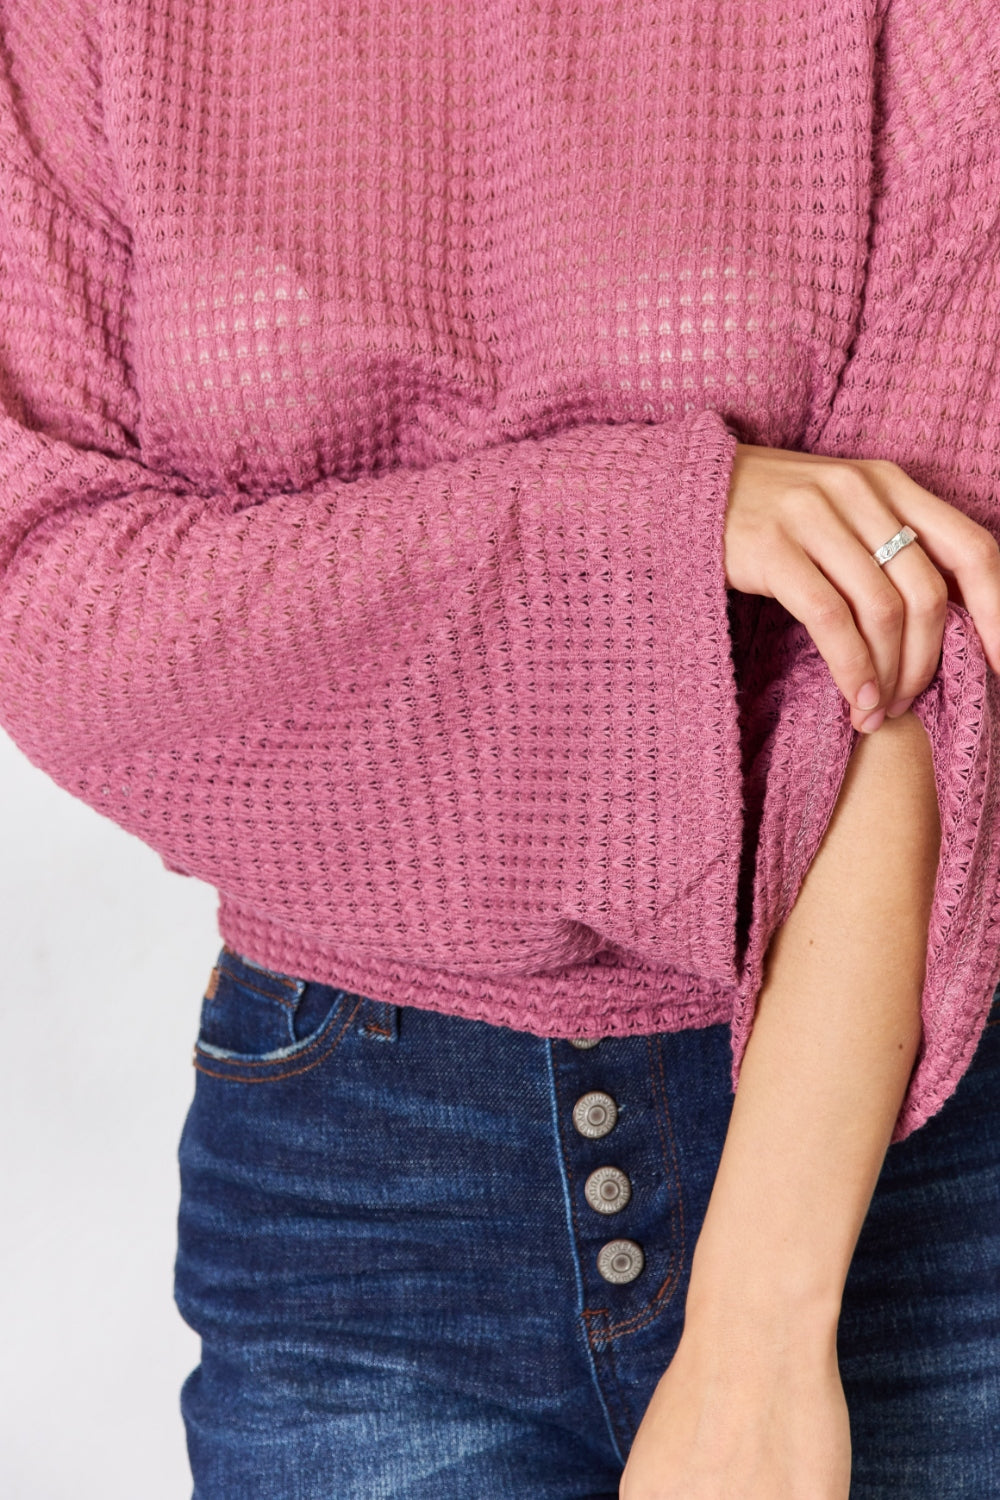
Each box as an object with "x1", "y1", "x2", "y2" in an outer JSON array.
[
  {"x1": 572, "y1": 1091, "x2": 618, "y2": 1139},
  {"x1": 568, "y1": 1037, "x2": 600, "y2": 1050},
  {"x1": 597, "y1": 1239, "x2": 645, "y2": 1284},
  {"x1": 584, "y1": 1165, "x2": 631, "y2": 1214}
]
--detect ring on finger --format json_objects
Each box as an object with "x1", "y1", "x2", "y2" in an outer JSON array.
[{"x1": 872, "y1": 524, "x2": 919, "y2": 568}]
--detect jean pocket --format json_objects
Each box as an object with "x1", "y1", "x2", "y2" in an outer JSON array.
[{"x1": 192, "y1": 945, "x2": 368, "y2": 1083}]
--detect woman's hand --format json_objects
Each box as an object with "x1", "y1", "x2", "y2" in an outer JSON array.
[
  {"x1": 723, "y1": 443, "x2": 1000, "y2": 732},
  {"x1": 619, "y1": 1317, "x2": 851, "y2": 1500}
]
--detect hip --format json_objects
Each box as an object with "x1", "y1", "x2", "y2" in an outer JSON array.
[{"x1": 174, "y1": 944, "x2": 1000, "y2": 1498}]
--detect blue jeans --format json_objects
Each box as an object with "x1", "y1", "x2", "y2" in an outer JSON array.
[{"x1": 175, "y1": 945, "x2": 1000, "y2": 1498}]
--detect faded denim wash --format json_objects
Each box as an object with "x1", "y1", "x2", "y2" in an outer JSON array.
[{"x1": 175, "y1": 945, "x2": 1000, "y2": 1498}]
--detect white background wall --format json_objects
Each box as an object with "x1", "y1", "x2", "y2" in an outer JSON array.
[{"x1": 1, "y1": 728, "x2": 218, "y2": 1500}]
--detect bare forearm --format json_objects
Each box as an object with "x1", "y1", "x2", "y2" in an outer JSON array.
[{"x1": 685, "y1": 709, "x2": 940, "y2": 1347}]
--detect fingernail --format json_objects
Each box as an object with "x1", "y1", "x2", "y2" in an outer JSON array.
[
  {"x1": 857, "y1": 680, "x2": 879, "y2": 710},
  {"x1": 859, "y1": 708, "x2": 886, "y2": 733},
  {"x1": 886, "y1": 697, "x2": 914, "y2": 718}
]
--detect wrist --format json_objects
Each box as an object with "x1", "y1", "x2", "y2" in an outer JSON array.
[
  {"x1": 684, "y1": 1233, "x2": 843, "y2": 1354},
  {"x1": 681, "y1": 1287, "x2": 841, "y2": 1376}
]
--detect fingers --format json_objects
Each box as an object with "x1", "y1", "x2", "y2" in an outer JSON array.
[
  {"x1": 790, "y1": 498, "x2": 948, "y2": 719},
  {"x1": 768, "y1": 485, "x2": 936, "y2": 732},
  {"x1": 876, "y1": 544, "x2": 948, "y2": 714},
  {"x1": 787, "y1": 460, "x2": 998, "y2": 727},
  {"x1": 724, "y1": 445, "x2": 1000, "y2": 735},
  {"x1": 762, "y1": 535, "x2": 888, "y2": 732},
  {"x1": 867, "y1": 463, "x2": 1000, "y2": 676},
  {"x1": 791, "y1": 507, "x2": 911, "y2": 723}
]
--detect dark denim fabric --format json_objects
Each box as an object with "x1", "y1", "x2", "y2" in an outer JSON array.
[{"x1": 175, "y1": 945, "x2": 1000, "y2": 1498}]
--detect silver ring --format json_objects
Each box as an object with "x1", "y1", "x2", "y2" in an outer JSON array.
[{"x1": 872, "y1": 525, "x2": 918, "y2": 567}]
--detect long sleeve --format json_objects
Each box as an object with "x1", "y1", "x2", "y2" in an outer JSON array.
[
  {"x1": 5, "y1": 0, "x2": 997, "y2": 1141},
  {"x1": 728, "y1": 0, "x2": 1000, "y2": 1142},
  {"x1": 0, "y1": 27, "x2": 745, "y2": 997}
]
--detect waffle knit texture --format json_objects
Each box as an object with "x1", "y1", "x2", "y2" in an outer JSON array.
[{"x1": 2, "y1": 0, "x2": 999, "y2": 1141}]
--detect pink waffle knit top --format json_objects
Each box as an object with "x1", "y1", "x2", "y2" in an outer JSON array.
[{"x1": 2, "y1": 0, "x2": 999, "y2": 1141}]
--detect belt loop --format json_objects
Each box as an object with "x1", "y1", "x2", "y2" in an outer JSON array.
[{"x1": 359, "y1": 996, "x2": 399, "y2": 1043}]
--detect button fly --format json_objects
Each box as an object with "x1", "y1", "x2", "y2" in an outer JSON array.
[
  {"x1": 584, "y1": 1165, "x2": 631, "y2": 1214},
  {"x1": 572, "y1": 1091, "x2": 618, "y2": 1139},
  {"x1": 597, "y1": 1239, "x2": 645, "y2": 1284}
]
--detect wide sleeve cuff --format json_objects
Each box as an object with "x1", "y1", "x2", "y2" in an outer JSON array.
[{"x1": 728, "y1": 598, "x2": 1000, "y2": 1143}]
